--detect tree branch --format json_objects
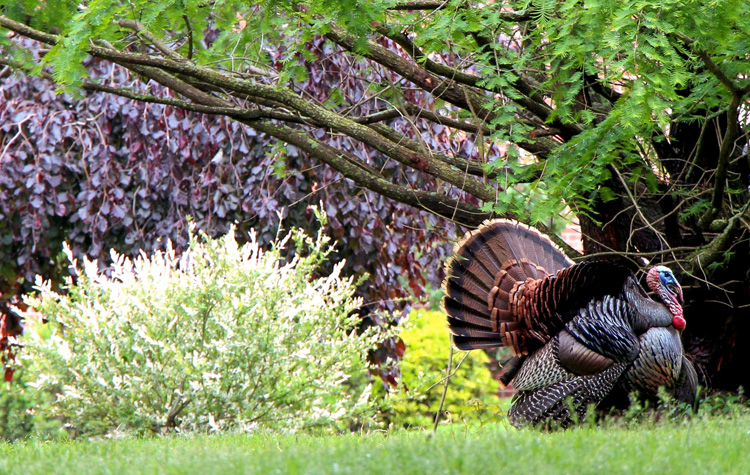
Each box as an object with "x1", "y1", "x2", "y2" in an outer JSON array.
[
  {"x1": 673, "y1": 31, "x2": 750, "y2": 96},
  {"x1": 388, "y1": 2, "x2": 531, "y2": 22},
  {"x1": 117, "y1": 19, "x2": 188, "y2": 63},
  {"x1": 85, "y1": 82, "x2": 264, "y2": 119},
  {"x1": 388, "y1": 1, "x2": 449, "y2": 10},
  {"x1": 583, "y1": 71, "x2": 621, "y2": 104},
  {"x1": 1, "y1": 56, "x2": 246, "y2": 118},
  {"x1": 692, "y1": 202, "x2": 750, "y2": 271},
  {"x1": 698, "y1": 94, "x2": 742, "y2": 229},
  {"x1": 355, "y1": 104, "x2": 493, "y2": 135},
  {"x1": 367, "y1": 123, "x2": 491, "y2": 179},
  {"x1": 250, "y1": 121, "x2": 494, "y2": 227}
]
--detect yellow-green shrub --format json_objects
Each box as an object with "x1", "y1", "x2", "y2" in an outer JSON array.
[{"x1": 384, "y1": 309, "x2": 503, "y2": 428}]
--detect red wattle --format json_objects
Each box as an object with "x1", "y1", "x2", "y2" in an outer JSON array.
[{"x1": 673, "y1": 315, "x2": 686, "y2": 331}]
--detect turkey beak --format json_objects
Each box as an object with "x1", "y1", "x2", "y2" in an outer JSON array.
[{"x1": 667, "y1": 282, "x2": 683, "y2": 305}]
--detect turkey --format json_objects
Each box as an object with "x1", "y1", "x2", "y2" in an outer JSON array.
[{"x1": 442, "y1": 219, "x2": 697, "y2": 428}]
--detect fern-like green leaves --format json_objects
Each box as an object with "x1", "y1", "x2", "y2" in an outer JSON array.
[{"x1": 2, "y1": 0, "x2": 748, "y2": 225}]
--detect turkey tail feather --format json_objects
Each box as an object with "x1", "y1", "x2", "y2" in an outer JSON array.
[{"x1": 443, "y1": 219, "x2": 573, "y2": 352}]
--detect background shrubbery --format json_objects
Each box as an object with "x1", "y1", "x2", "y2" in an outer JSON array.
[
  {"x1": 8, "y1": 219, "x2": 734, "y2": 439},
  {"x1": 2, "y1": 220, "x2": 503, "y2": 439},
  {"x1": 20, "y1": 217, "x2": 387, "y2": 437},
  {"x1": 381, "y1": 310, "x2": 503, "y2": 429}
]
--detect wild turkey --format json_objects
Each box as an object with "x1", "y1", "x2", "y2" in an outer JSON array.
[{"x1": 442, "y1": 219, "x2": 697, "y2": 428}]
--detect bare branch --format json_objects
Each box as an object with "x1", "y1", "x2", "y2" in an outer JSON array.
[
  {"x1": 388, "y1": 1, "x2": 531, "y2": 22},
  {"x1": 611, "y1": 164, "x2": 669, "y2": 249},
  {"x1": 578, "y1": 246, "x2": 703, "y2": 261},
  {"x1": 355, "y1": 104, "x2": 493, "y2": 135},
  {"x1": 698, "y1": 94, "x2": 742, "y2": 229},
  {"x1": 250, "y1": 120, "x2": 494, "y2": 227}
]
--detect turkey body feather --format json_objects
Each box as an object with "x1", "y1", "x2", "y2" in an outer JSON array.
[{"x1": 442, "y1": 219, "x2": 696, "y2": 428}]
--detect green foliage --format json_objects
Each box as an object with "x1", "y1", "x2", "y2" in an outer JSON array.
[
  {"x1": 694, "y1": 388, "x2": 748, "y2": 417},
  {"x1": 3, "y1": 0, "x2": 387, "y2": 89},
  {"x1": 600, "y1": 386, "x2": 750, "y2": 430},
  {"x1": 0, "y1": 367, "x2": 59, "y2": 441},
  {"x1": 6, "y1": 415, "x2": 750, "y2": 474},
  {"x1": 381, "y1": 310, "x2": 502, "y2": 428},
  {"x1": 21, "y1": 215, "x2": 386, "y2": 437},
  {"x1": 4, "y1": 0, "x2": 750, "y2": 404},
  {"x1": 4, "y1": 0, "x2": 749, "y2": 223}
]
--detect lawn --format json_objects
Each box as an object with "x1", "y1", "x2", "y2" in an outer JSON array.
[{"x1": 2, "y1": 415, "x2": 750, "y2": 475}]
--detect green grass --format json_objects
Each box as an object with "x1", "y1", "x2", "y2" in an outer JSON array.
[{"x1": 2, "y1": 416, "x2": 750, "y2": 475}]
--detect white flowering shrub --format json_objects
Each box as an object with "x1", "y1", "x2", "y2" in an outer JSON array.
[{"x1": 24, "y1": 218, "x2": 384, "y2": 436}]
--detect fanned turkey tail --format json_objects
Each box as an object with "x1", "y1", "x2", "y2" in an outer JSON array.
[{"x1": 442, "y1": 219, "x2": 573, "y2": 354}]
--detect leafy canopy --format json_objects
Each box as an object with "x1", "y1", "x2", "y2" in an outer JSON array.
[{"x1": 3, "y1": 0, "x2": 748, "y2": 224}]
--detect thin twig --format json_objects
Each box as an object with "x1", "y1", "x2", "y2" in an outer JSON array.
[
  {"x1": 424, "y1": 350, "x2": 471, "y2": 393},
  {"x1": 117, "y1": 19, "x2": 187, "y2": 62},
  {"x1": 577, "y1": 246, "x2": 701, "y2": 261},
  {"x1": 388, "y1": 0, "x2": 449, "y2": 11},
  {"x1": 611, "y1": 164, "x2": 669, "y2": 249},
  {"x1": 182, "y1": 15, "x2": 194, "y2": 60},
  {"x1": 433, "y1": 345, "x2": 454, "y2": 435}
]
